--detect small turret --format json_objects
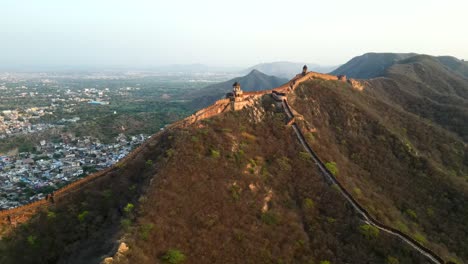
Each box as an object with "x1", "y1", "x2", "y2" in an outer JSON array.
[
  {"x1": 302, "y1": 65, "x2": 308, "y2": 76},
  {"x1": 232, "y1": 81, "x2": 243, "y2": 98},
  {"x1": 338, "y1": 75, "x2": 347, "y2": 82}
]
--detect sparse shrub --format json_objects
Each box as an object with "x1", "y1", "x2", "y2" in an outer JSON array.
[
  {"x1": 210, "y1": 149, "x2": 220, "y2": 158},
  {"x1": 299, "y1": 151, "x2": 312, "y2": 161},
  {"x1": 359, "y1": 224, "x2": 379, "y2": 239},
  {"x1": 145, "y1": 159, "x2": 154, "y2": 167},
  {"x1": 233, "y1": 228, "x2": 244, "y2": 241},
  {"x1": 249, "y1": 158, "x2": 257, "y2": 167},
  {"x1": 395, "y1": 221, "x2": 409, "y2": 233},
  {"x1": 353, "y1": 187, "x2": 362, "y2": 196},
  {"x1": 325, "y1": 162, "x2": 338, "y2": 176},
  {"x1": 161, "y1": 249, "x2": 186, "y2": 264},
  {"x1": 277, "y1": 156, "x2": 291, "y2": 172},
  {"x1": 414, "y1": 232, "x2": 427, "y2": 244},
  {"x1": 447, "y1": 258, "x2": 461, "y2": 264},
  {"x1": 229, "y1": 184, "x2": 241, "y2": 201},
  {"x1": 387, "y1": 256, "x2": 399, "y2": 264},
  {"x1": 77, "y1": 210, "x2": 89, "y2": 222},
  {"x1": 303, "y1": 198, "x2": 315, "y2": 209},
  {"x1": 261, "y1": 212, "x2": 279, "y2": 225},
  {"x1": 166, "y1": 148, "x2": 175, "y2": 158},
  {"x1": 234, "y1": 149, "x2": 245, "y2": 163},
  {"x1": 426, "y1": 207, "x2": 434, "y2": 217},
  {"x1": 47, "y1": 211, "x2": 56, "y2": 220},
  {"x1": 124, "y1": 203, "x2": 135, "y2": 214},
  {"x1": 190, "y1": 135, "x2": 199, "y2": 142},
  {"x1": 27, "y1": 235, "x2": 37, "y2": 247},
  {"x1": 241, "y1": 132, "x2": 256, "y2": 141},
  {"x1": 305, "y1": 132, "x2": 315, "y2": 142},
  {"x1": 139, "y1": 223, "x2": 154, "y2": 240},
  {"x1": 405, "y1": 209, "x2": 418, "y2": 220},
  {"x1": 261, "y1": 165, "x2": 270, "y2": 178},
  {"x1": 326, "y1": 217, "x2": 336, "y2": 223},
  {"x1": 331, "y1": 184, "x2": 340, "y2": 191},
  {"x1": 102, "y1": 189, "x2": 113, "y2": 199},
  {"x1": 121, "y1": 218, "x2": 132, "y2": 231},
  {"x1": 296, "y1": 239, "x2": 305, "y2": 248}
]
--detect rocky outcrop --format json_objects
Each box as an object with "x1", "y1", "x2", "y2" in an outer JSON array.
[{"x1": 348, "y1": 79, "x2": 365, "y2": 91}]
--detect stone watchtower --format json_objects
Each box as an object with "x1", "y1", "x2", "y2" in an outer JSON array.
[
  {"x1": 230, "y1": 81, "x2": 247, "y2": 111},
  {"x1": 302, "y1": 65, "x2": 308, "y2": 76},
  {"x1": 232, "y1": 81, "x2": 243, "y2": 101}
]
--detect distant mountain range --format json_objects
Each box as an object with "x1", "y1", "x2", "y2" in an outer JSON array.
[
  {"x1": 188, "y1": 69, "x2": 288, "y2": 109},
  {"x1": 332, "y1": 52, "x2": 468, "y2": 79},
  {"x1": 242, "y1": 61, "x2": 338, "y2": 79}
]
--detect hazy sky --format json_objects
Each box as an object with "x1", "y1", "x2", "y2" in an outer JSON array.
[{"x1": 1, "y1": 0, "x2": 467, "y2": 68}]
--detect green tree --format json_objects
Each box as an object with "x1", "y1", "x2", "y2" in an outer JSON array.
[
  {"x1": 325, "y1": 162, "x2": 338, "y2": 176},
  {"x1": 161, "y1": 249, "x2": 186, "y2": 264}
]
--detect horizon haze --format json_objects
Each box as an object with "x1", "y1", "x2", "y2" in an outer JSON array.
[{"x1": 1, "y1": 0, "x2": 467, "y2": 70}]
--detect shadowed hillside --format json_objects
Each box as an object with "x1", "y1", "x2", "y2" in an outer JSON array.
[
  {"x1": 332, "y1": 53, "x2": 417, "y2": 79},
  {"x1": 0, "y1": 130, "x2": 173, "y2": 264},
  {"x1": 290, "y1": 78, "x2": 467, "y2": 263},
  {"x1": 370, "y1": 55, "x2": 468, "y2": 141},
  {"x1": 333, "y1": 53, "x2": 468, "y2": 81}
]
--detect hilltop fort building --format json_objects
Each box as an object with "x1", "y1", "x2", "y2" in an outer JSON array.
[
  {"x1": 227, "y1": 81, "x2": 248, "y2": 110},
  {"x1": 302, "y1": 65, "x2": 308, "y2": 76}
]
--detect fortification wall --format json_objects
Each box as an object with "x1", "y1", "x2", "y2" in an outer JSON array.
[
  {"x1": 283, "y1": 100, "x2": 444, "y2": 264},
  {"x1": 0, "y1": 127, "x2": 166, "y2": 225},
  {"x1": 0, "y1": 70, "x2": 353, "y2": 226}
]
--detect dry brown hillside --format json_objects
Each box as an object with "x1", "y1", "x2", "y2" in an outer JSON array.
[
  {"x1": 1, "y1": 64, "x2": 466, "y2": 264},
  {"x1": 290, "y1": 79, "x2": 467, "y2": 263},
  {"x1": 114, "y1": 96, "x2": 431, "y2": 264},
  {"x1": 0, "y1": 93, "x2": 434, "y2": 264}
]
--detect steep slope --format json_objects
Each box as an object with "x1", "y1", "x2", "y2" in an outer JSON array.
[
  {"x1": 0, "y1": 130, "x2": 172, "y2": 263},
  {"x1": 434, "y1": 56, "x2": 468, "y2": 79},
  {"x1": 0, "y1": 95, "x2": 434, "y2": 264},
  {"x1": 332, "y1": 53, "x2": 468, "y2": 81},
  {"x1": 332, "y1": 53, "x2": 417, "y2": 79},
  {"x1": 188, "y1": 70, "x2": 287, "y2": 109},
  {"x1": 369, "y1": 55, "x2": 468, "y2": 141},
  {"x1": 109, "y1": 98, "x2": 431, "y2": 264},
  {"x1": 290, "y1": 78, "x2": 467, "y2": 263},
  {"x1": 242, "y1": 62, "x2": 337, "y2": 79},
  {"x1": 1, "y1": 62, "x2": 467, "y2": 264}
]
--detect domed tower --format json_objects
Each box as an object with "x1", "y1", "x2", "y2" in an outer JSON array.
[
  {"x1": 232, "y1": 81, "x2": 243, "y2": 101},
  {"x1": 302, "y1": 65, "x2": 308, "y2": 76}
]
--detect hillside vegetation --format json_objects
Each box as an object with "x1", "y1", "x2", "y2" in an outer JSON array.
[
  {"x1": 371, "y1": 55, "x2": 468, "y2": 141},
  {"x1": 0, "y1": 95, "x2": 432, "y2": 264},
  {"x1": 332, "y1": 52, "x2": 468, "y2": 80},
  {"x1": 1, "y1": 54, "x2": 467, "y2": 264},
  {"x1": 331, "y1": 53, "x2": 417, "y2": 79},
  {"x1": 290, "y1": 77, "x2": 467, "y2": 263}
]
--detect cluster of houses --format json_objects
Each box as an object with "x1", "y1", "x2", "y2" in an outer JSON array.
[
  {"x1": 0, "y1": 133, "x2": 147, "y2": 210},
  {"x1": 0, "y1": 108, "x2": 55, "y2": 138}
]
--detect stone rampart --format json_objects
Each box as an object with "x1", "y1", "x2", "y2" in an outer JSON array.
[{"x1": 0, "y1": 70, "x2": 351, "y2": 226}]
